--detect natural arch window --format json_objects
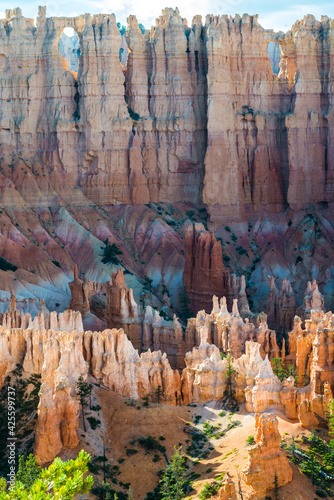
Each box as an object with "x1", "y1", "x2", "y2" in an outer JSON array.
[
  {"x1": 266, "y1": 42, "x2": 281, "y2": 75},
  {"x1": 58, "y1": 27, "x2": 81, "y2": 73}
]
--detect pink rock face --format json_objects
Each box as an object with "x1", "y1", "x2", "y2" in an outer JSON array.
[
  {"x1": 204, "y1": 14, "x2": 334, "y2": 224},
  {"x1": 183, "y1": 223, "x2": 232, "y2": 314},
  {"x1": 1, "y1": 10, "x2": 333, "y2": 226}
]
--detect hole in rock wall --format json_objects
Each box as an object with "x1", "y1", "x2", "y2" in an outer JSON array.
[
  {"x1": 266, "y1": 42, "x2": 281, "y2": 75},
  {"x1": 58, "y1": 27, "x2": 81, "y2": 73}
]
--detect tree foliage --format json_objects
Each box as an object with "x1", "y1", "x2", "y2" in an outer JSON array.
[
  {"x1": 271, "y1": 358, "x2": 288, "y2": 382},
  {"x1": 76, "y1": 376, "x2": 93, "y2": 432},
  {"x1": 15, "y1": 455, "x2": 41, "y2": 490},
  {"x1": 160, "y1": 447, "x2": 187, "y2": 500},
  {"x1": 155, "y1": 385, "x2": 163, "y2": 404},
  {"x1": 0, "y1": 450, "x2": 93, "y2": 499},
  {"x1": 100, "y1": 239, "x2": 123, "y2": 265}
]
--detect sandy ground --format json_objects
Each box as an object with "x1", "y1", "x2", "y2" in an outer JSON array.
[{"x1": 60, "y1": 386, "x2": 327, "y2": 500}]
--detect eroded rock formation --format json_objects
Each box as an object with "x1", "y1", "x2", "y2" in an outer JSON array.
[
  {"x1": 1, "y1": 9, "x2": 333, "y2": 224},
  {"x1": 244, "y1": 413, "x2": 293, "y2": 496}
]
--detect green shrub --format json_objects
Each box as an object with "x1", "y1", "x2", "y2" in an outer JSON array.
[
  {"x1": 199, "y1": 481, "x2": 221, "y2": 499},
  {"x1": 246, "y1": 435, "x2": 255, "y2": 446}
]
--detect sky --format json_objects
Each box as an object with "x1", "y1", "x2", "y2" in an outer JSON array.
[{"x1": 0, "y1": 0, "x2": 334, "y2": 32}]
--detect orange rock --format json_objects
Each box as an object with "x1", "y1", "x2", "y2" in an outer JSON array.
[{"x1": 244, "y1": 413, "x2": 292, "y2": 497}]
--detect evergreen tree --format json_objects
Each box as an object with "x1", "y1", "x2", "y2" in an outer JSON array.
[
  {"x1": 274, "y1": 471, "x2": 279, "y2": 500},
  {"x1": 225, "y1": 354, "x2": 236, "y2": 399},
  {"x1": 155, "y1": 385, "x2": 163, "y2": 404},
  {"x1": 327, "y1": 399, "x2": 334, "y2": 438},
  {"x1": 287, "y1": 363, "x2": 299, "y2": 385},
  {"x1": 271, "y1": 358, "x2": 287, "y2": 381},
  {"x1": 76, "y1": 376, "x2": 93, "y2": 432},
  {"x1": 290, "y1": 435, "x2": 296, "y2": 458},
  {"x1": 15, "y1": 454, "x2": 41, "y2": 489},
  {"x1": 160, "y1": 447, "x2": 187, "y2": 500},
  {"x1": 100, "y1": 239, "x2": 122, "y2": 265},
  {"x1": 142, "y1": 394, "x2": 150, "y2": 407},
  {"x1": 180, "y1": 287, "x2": 192, "y2": 321},
  {"x1": 0, "y1": 450, "x2": 93, "y2": 499}
]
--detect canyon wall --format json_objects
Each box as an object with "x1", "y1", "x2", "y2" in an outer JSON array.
[{"x1": 0, "y1": 9, "x2": 334, "y2": 224}]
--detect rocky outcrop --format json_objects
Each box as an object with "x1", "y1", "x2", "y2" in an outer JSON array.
[
  {"x1": 34, "y1": 330, "x2": 88, "y2": 464},
  {"x1": 267, "y1": 276, "x2": 296, "y2": 334},
  {"x1": 244, "y1": 413, "x2": 293, "y2": 497},
  {"x1": 183, "y1": 223, "x2": 232, "y2": 314},
  {"x1": 86, "y1": 328, "x2": 181, "y2": 403},
  {"x1": 181, "y1": 341, "x2": 227, "y2": 404},
  {"x1": 185, "y1": 296, "x2": 278, "y2": 360}
]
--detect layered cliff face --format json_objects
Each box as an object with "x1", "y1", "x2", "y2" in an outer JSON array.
[
  {"x1": 1, "y1": 9, "x2": 334, "y2": 221},
  {"x1": 204, "y1": 13, "x2": 334, "y2": 224},
  {"x1": 0, "y1": 7, "x2": 206, "y2": 207}
]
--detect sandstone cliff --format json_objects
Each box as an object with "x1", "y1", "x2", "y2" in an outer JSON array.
[{"x1": 1, "y1": 9, "x2": 334, "y2": 221}]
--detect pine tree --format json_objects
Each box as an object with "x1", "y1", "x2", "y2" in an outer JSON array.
[
  {"x1": 225, "y1": 354, "x2": 236, "y2": 400},
  {"x1": 327, "y1": 399, "x2": 334, "y2": 438},
  {"x1": 180, "y1": 287, "x2": 192, "y2": 321},
  {"x1": 274, "y1": 471, "x2": 279, "y2": 500},
  {"x1": 0, "y1": 450, "x2": 93, "y2": 499},
  {"x1": 160, "y1": 447, "x2": 187, "y2": 500},
  {"x1": 271, "y1": 357, "x2": 287, "y2": 381},
  {"x1": 155, "y1": 385, "x2": 163, "y2": 404},
  {"x1": 16, "y1": 454, "x2": 41, "y2": 489},
  {"x1": 76, "y1": 376, "x2": 93, "y2": 432},
  {"x1": 100, "y1": 239, "x2": 122, "y2": 265},
  {"x1": 290, "y1": 435, "x2": 296, "y2": 458},
  {"x1": 142, "y1": 394, "x2": 150, "y2": 407}
]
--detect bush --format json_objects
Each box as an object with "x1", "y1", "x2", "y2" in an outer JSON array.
[
  {"x1": 87, "y1": 416, "x2": 101, "y2": 430},
  {"x1": 138, "y1": 436, "x2": 165, "y2": 453},
  {"x1": 0, "y1": 257, "x2": 17, "y2": 272},
  {"x1": 126, "y1": 449, "x2": 138, "y2": 456},
  {"x1": 246, "y1": 435, "x2": 255, "y2": 446},
  {"x1": 315, "y1": 490, "x2": 327, "y2": 498},
  {"x1": 199, "y1": 481, "x2": 221, "y2": 499}
]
